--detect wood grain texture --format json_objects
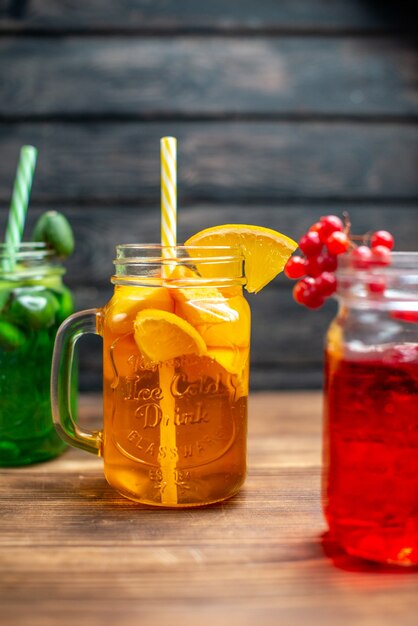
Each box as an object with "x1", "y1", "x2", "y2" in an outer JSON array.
[
  {"x1": 1, "y1": 203, "x2": 416, "y2": 391},
  {"x1": 1, "y1": 37, "x2": 417, "y2": 116},
  {"x1": 2, "y1": 204, "x2": 416, "y2": 286},
  {"x1": 1, "y1": 0, "x2": 416, "y2": 32},
  {"x1": 1, "y1": 392, "x2": 417, "y2": 626},
  {"x1": 0, "y1": 1, "x2": 416, "y2": 393},
  {"x1": 1, "y1": 123, "x2": 417, "y2": 203}
]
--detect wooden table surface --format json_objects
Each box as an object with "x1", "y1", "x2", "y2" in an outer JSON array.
[{"x1": 1, "y1": 391, "x2": 417, "y2": 626}]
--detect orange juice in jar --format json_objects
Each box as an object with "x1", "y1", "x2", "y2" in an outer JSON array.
[
  {"x1": 53, "y1": 245, "x2": 253, "y2": 506},
  {"x1": 100, "y1": 245, "x2": 250, "y2": 505},
  {"x1": 52, "y1": 227, "x2": 296, "y2": 507},
  {"x1": 51, "y1": 137, "x2": 297, "y2": 507}
]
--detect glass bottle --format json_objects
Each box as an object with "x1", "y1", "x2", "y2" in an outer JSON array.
[
  {"x1": 323, "y1": 252, "x2": 418, "y2": 565},
  {"x1": 52, "y1": 245, "x2": 250, "y2": 506},
  {"x1": 0, "y1": 243, "x2": 74, "y2": 465}
]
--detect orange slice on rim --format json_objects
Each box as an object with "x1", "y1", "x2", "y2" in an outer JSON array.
[{"x1": 185, "y1": 224, "x2": 297, "y2": 293}]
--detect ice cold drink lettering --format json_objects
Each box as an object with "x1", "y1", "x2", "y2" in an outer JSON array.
[
  {"x1": 136, "y1": 402, "x2": 162, "y2": 429},
  {"x1": 111, "y1": 354, "x2": 239, "y2": 469},
  {"x1": 123, "y1": 378, "x2": 163, "y2": 402},
  {"x1": 172, "y1": 373, "x2": 225, "y2": 398},
  {"x1": 133, "y1": 400, "x2": 209, "y2": 429}
]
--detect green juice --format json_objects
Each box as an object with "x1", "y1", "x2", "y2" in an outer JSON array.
[{"x1": 0, "y1": 262, "x2": 74, "y2": 465}]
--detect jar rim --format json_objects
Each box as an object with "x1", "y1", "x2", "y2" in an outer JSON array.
[
  {"x1": 0, "y1": 242, "x2": 55, "y2": 261},
  {"x1": 0, "y1": 242, "x2": 62, "y2": 280},
  {"x1": 335, "y1": 252, "x2": 418, "y2": 310},
  {"x1": 113, "y1": 243, "x2": 245, "y2": 266},
  {"x1": 112, "y1": 244, "x2": 246, "y2": 286},
  {"x1": 337, "y1": 251, "x2": 418, "y2": 275}
]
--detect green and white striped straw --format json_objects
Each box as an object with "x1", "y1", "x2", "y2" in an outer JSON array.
[{"x1": 2, "y1": 145, "x2": 38, "y2": 271}]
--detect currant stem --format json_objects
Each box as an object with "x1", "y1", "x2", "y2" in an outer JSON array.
[{"x1": 342, "y1": 211, "x2": 351, "y2": 236}]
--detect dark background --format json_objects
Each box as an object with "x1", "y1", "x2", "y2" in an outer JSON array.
[{"x1": 0, "y1": 0, "x2": 417, "y2": 390}]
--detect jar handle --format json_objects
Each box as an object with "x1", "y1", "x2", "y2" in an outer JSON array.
[{"x1": 51, "y1": 309, "x2": 102, "y2": 455}]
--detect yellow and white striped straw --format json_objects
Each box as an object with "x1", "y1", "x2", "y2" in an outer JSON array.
[
  {"x1": 159, "y1": 136, "x2": 178, "y2": 505},
  {"x1": 160, "y1": 136, "x2": 177, "y2": 263}
]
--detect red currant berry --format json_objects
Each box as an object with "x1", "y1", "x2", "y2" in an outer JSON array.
[
  {"x1": 298, "y1": 231, "x2": 322, "y2": 257},
  {"x1": 284, "y1": 256, "x2": 307, "y2": 279},
  {"x1": 317, "y1": 253, "x2": 338, "y2": 273},
  {"x1": 305, "y1": 256, "x2": 323, "y2": 278},
  {"x1": 304, "y1": 291, "x2": 325, "y2": 309},
  {"x1": 367, "y1": 277, "x2": 386, "y2": 294},
  {"x1": 309, "y1": 221, "x2": 325, "y2": 236},
  {"x1": 293, "y1": 279, "x2": 310, "y2": 304},
  {"x1": 293, "y1": 277, "x2": 315, "y2": 302},
  {"x1": 319, "y1": 215, "x2": 344, "y2": 241},
  {"x1": 326, "y1": 231, "x2": 350, "y2": 256},
  {"x1": 293, "y1": 278, "x2": 324, "y2": 309},
  {"x1": 351, "y1": 245, "x2": 373, "y2": 269},
  {"x1": 372, "y1": 245, "x2": 391, "y2": 266},
  {"x1": 309, "y1": 221, "x2": 322, "y2": 232},
  {"x1": 315, "y1": 272, "x2": 337, "y2": 296},
  {"x1": 370, "y1": 230, "x2": 394, "y2": 251}
]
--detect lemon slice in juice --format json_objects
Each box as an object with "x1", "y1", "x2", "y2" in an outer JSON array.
[
  {"x1": 185, "y1": 224, "x2": 297, "y2": 293},
  {"x1": 134, "y1": 309, "x2": 206, "y2": 363},
  {"x1": 167, "y1": 264, "x2": 246, "y2": 344},
  {"x1": 107, "y1": 286, "x2": 173, "y2": 334}
]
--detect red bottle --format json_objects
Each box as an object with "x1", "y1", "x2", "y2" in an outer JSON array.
[{"x1": 323, "y1": 253, "x2": 418, "y2": 565}]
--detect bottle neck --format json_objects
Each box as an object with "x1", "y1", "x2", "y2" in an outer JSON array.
[
  {"x1": 0, "y1": 243, "x2": 64, "y2": 282},
  {"x1": 111, "y1": 244, "x2": 246, "y2": 288},
  {"x1": 336, "y1": 252, "x2": 418, "y2": 313}
]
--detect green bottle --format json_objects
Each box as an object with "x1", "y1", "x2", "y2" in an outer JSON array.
[{"x1": 0, "y1": 241, "x2": 75, "y2": 465}]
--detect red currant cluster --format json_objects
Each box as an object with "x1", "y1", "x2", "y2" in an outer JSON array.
[{"x1": 284, "y1": 215, "x2": 394, "y2": 309}]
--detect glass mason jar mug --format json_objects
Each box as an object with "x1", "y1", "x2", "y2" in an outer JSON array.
[
  {"x1": 323, "y1": 252, "x2": 418, "y2": 565},
  {"x1": 0, "y1": 243, "x2": 74, "y2": 465},
  {"x1": 52, "y1": 245, "x2": 250, "y2": 507}
]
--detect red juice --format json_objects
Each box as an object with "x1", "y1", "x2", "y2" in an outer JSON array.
[{"x1": 323, "y1": 343, "x2": 418, "y2": 565}]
